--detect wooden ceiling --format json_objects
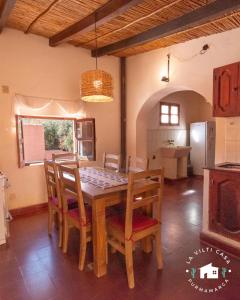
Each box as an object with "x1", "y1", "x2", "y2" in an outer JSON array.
[{"x1": 1, "y1": 0, "x2": 240, "y2": 57}]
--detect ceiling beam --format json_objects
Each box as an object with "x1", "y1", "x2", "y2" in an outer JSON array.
[
  {"x1": 120, "y1": 57, "x2": 126, "y2": 170},
  {"x1": 0, "y1": 0, "x2": 16, "y2": 33},
  {"x1": 49, "y1": 0, "x2": 143, "y2": 47},
  {"x1": 92, "y1": 0, "x2": 240, "y2": 57},
  {"x1": 79, "y1": 0, "x2": 181, "y2": 47}
]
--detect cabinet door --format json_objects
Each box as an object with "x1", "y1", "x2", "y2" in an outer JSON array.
[
  {"x1": 209, "y1": 170, "x2": 240, "y2": 241},
  {"x1": 213, "y1": 63, "x2": 239, "y2": 117}
]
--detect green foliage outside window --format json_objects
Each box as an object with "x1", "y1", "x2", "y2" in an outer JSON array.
[{"x1": 43, "y1": 120, "x2": 73, "y2": 152}]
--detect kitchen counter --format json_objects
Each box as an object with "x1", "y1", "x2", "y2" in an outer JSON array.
[
  {"x1": 0, "y1": 174, "x2": 8, "y2": 245},
  {"x1": 204, "y1": 162, "x2": 240, "y2": 173}
]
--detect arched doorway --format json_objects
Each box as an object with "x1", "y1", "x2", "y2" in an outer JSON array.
[{"x1": 136, "y1": 86, "x2": 213, "y2": 171}]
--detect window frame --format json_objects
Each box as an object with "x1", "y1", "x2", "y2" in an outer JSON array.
[
  {"x1": 16, "y1": 115, "x2": 96, "y2": 167},
  {"x1": 159, "y1": 102, "x2": 180, "y2": 126}
]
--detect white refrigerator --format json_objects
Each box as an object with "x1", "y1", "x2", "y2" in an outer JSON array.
[{"x1": 190, "y1": 122, "x2": 216, "y2": 175}]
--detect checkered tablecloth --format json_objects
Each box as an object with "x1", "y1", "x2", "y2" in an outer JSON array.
[{"x1": 79, "y1": 167, "x2": 128, "y2": 189}]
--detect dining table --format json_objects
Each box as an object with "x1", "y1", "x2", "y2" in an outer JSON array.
[{"x1": 73, "y1": 166, "x2": 153, "y2": 278}]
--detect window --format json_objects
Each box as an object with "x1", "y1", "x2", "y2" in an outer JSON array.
[
  {"x1": 75, "y1": 119, "x2": 96, "y2": 161},
  {"x1": 160, "y1": 102, "x2": 180, "y2": 125},
  {"x1": 16, "y1": 116, "x2": 96, "y2": 167}
]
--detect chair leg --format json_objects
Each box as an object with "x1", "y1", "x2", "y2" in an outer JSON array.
[
  {"x1": 79, "y1": 228, "x2": 87, "y2": 271},
  {"x1": 62, "y1": 217, "x2": 69, "y2": 254},
  {"x1": 48, "y1": 204, "x2": 53, "y2": 236},
  {"x1": 106, "y1": 243, "x2": 108, "y2": 265},
  {"x1": 125, "y1": 241, "x2": 135, "y2": 289},
  {"x1": 111, "y1": 238, "x2": 117, "y2": 253},
  {"x1": 155, "y1": 231, "x2": 163, "y2": 269},
  {"x1": 58, "y1": 212, "x2": 63, "y2": 248},
  {"x1": 111, "y1": 246, "x2": 117, "y2": 254}
]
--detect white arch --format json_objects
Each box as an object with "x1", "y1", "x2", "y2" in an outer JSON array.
[{"x1": 135, "y1": 85, "x2": 208, "y2": 157}]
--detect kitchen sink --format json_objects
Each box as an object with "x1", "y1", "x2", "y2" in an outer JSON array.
[
  {"x1": 218, "y1": 163, "x2": 240, "y2": 170},
  {"x1": 160, "y1": 146, "x2": 192, "y2": 179},
  {"x1": 160, "y1": 146, "x2": 192, "y2": 158}
]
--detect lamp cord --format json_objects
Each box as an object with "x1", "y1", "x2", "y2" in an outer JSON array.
[
  {"x1": 95, "y1": 13, "x2": 98, "y2": 70},
  {"x1": 167, "y1": 54, "x2": 170, "y2": 78}
]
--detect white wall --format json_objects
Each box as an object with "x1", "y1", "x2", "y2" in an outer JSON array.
[
  {"x1": 147, "y1": 91, "x2": 212, "y2": 130},
  {"x1": 2, "y1": 25, "x2": 240, "y2": 209},
  {"x1": 0, "y1": 29, "x2": 120, "y2": 210},
  {"x1": 224, "y1": 118, "x2": 240, "y2": 162},
  {"x1": 126, "y1": 27, "x2": 240, "y2": 164}
]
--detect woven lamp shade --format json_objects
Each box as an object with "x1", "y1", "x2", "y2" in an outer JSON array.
[{"x1": 81, "y1": 69, "x2": 113, "y2": 102}]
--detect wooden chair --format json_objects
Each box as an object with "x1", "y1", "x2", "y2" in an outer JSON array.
[
  {"x1": 44, "y1": 160, "x2": 78, "y2": 247},
  {"x1": 44, "y1": 160, "x2": 63, "y2": 247},
  {"x1": 126, "y1": 156, "x2": 149, "y2": 173},
  {"x1": 103, "y1": 152, "x2": 121, "y2": 172},
  {"x1": 107, "y1": 169, "x2": 164, "y2": 288},
  {"x1": 52, "y1": 152, "x2": 79, "y2": 163},
  {"x1": 58, "y1": 164, "x2": 92, "y2": 270}
]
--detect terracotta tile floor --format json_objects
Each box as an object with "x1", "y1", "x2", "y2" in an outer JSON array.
[{"x1": 1, "y1": 177, "x2": 240, "y2": 300}]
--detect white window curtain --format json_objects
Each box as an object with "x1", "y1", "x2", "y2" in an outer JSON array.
[{"x1": 14, "y1": 94, "x2": 86, "y2": 118}]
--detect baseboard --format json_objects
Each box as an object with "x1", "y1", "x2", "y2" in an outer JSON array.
[
  {"x1": 164, "y1": 177, "x2": 187, "y2": 183},
  {"x1": 10, "y1": 202, "x2": 48, "y2": 218},
  {"x1": 164, "y1": 175, "x2": 203, "y2": 184},
  {"x1": 192, "y1": 175, "x2": 204, "y2": 180},
  {"x1": 200, "y1": 231, "x2": 240, "y2": 259}
]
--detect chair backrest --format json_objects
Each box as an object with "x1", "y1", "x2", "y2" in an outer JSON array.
[
  {"x1": 44, "y1": 160, "x2": 62, "y2": 208},
  {"x1": 103, "y1": 152, "x2": 121, "y2": 172},
  {"x1": 125, "y1": 169, "x2": 164, "y2": 240},
  {"x1": 58, "y1": 165, "x2": 87, "y2": 225},
  {"x1": 126, "y1": 156, "x2": 149, "y2": 173},
  {"x1": 52, "y1": 152, "x2": 79, "y2": 163}
]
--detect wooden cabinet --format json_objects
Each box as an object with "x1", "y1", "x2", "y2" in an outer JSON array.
[
  {"x1": 209, "y1": 170, "x2": 240, "y2": 241},
  {"x1": 213, "y1": 62, "x2": 240, "y2": 117}
]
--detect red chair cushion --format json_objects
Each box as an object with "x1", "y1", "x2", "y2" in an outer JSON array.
[
  {"x1": 108, "y1": 212, "x2": 158, "y2": 233},
  {"x1": 67, "y1": 198, "x2": 78, "y2": 210},
  {"x1": 49, "y1": 197, "x2": 77, "y2": 209},
  {"x1": 68, "y1": 206, "x2": 92, "y2": 226},
  {"x1": 49, "y1": 196, "x2": 58, "y2": 206}
]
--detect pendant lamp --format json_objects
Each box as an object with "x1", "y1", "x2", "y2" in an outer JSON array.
[{"x1": 80, "y1": 15, "x2": 113, "y2": 102}]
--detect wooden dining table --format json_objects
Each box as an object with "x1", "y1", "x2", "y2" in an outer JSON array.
[{"x1": 75, "y1": 166, "x2": 152, "y2": 278}]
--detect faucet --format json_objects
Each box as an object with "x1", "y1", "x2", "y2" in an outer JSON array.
[{"x1": 167, "y1": 139, "x2": 175, "y2": 146}]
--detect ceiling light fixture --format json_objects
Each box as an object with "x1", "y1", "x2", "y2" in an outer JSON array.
[
  {"x1": 161, "y1": 54, "x2": 170, "y2": 82},
  {"x1": 80, "y1": 14, "x2": 113, "y2": 102}
]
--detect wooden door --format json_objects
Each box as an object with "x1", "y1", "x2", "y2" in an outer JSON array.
[
  {"x1": 209, "y1": 170, "x2": 240, "y2": 241},
  {"x1": 213, "y1": 62, "x2": 240, "y2": 117}
]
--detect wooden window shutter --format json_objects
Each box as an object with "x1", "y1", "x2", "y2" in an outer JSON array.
[
  {"x1": 75, "y1": 119, "x2": 96, "y2": 161},
  {"x1": 16, "y1": 115, "x2": 25, "y2": 168}
]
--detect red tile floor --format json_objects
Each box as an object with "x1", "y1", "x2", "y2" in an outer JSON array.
[{"x1": 1, "y1": 177, "x2": 240, "y2": 300}]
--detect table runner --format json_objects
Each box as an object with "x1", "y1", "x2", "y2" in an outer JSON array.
[{"x1": 79, "y1": 167, "x2": 128, "y2": 189}]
